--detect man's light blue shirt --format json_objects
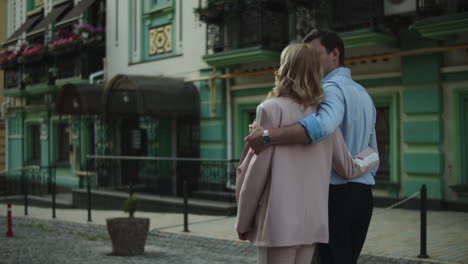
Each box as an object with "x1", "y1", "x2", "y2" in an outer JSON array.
[{"x1": 298, "y1": 67, "x2": 378, "y2": 185}]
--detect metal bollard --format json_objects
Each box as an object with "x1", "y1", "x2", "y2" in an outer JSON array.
[
  {"x1": 418, "y1": 184, "x2": 429, "y2": 258},
  {"x1": 23, "y1": 173, "x2": 28, "y2": 216},
  {"x1": 183, "y1": 179, "x2": 189, "y2": 232},
  {"x1": 6, "y1": 203, "x2": 14, "y2": 237},
  {"x1": 87, "y1": 174, "x2": 92, "y2": 222},
  {"x1": 52, "y1": 168, "x2": 56, "y2": 219}
]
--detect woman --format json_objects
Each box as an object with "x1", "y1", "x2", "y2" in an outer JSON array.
[{"x1": 235, "y1": 43, "x2": 379, "y2": 264}]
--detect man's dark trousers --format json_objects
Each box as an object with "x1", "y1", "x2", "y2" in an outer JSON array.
[{"x1": 318, "y1": 182, "x2": 373, "y2": 264}]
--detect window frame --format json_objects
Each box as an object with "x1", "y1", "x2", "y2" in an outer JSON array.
[
  {"x1": 26, "y1": 122, "x2": 42, "y2": 165},
  {"x1": 128, "y1": 0, "x2": 178, "y2": 64},
  {"x1": 453, "y1": 87, "x2": 468, "y2": 185},
  {"x1": 52, "y1": 119, "x2": 71, "y2": 167},
  {"x1": 371, "y1": 92, "x2": 400, "y2": 195}
]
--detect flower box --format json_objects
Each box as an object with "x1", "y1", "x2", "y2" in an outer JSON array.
[
  {"x1": 0, "y1": 52, "x2": 18, "y2": 69},
  {"x1": 50, "y1": 35, "x2": 83, "y2": 55},
  {"x1": 21, "y1": 45, "x2": 47, "y2": 64}
]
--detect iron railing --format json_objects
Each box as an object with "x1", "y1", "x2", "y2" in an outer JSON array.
[
  {"x1": 4, "y1": 66, "x2": 20, "y2": 89},
  {"x1": 331, "y1": 0, "x2": 384, "y2": 32},
  {"x1": 417, "y1": 0, "x2": 468, "y2": 18},
  {"x1": 87, "y1": 156, "x2": 239, "y2": 202},
  {"x1": 206, "y1": 0, "x2": 288, "y2": 54},
  {"x1": 54, "y1": 45, "x2": 105, "y2": 80},
  {"x1": 23, "y1": 56, "x2": 50, "y2": 86},
  {"x1": 1, "y1": 166, "x2": 55, "y2": 197}
]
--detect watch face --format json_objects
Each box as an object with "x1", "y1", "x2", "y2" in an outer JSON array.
[{"x1": 263, "y1": 136, "x2": 271, "y2": 145}]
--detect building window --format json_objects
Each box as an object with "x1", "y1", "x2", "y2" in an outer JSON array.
[
  {"x1": 372, "y1": 93, "x2": 399, "y2": 187},
  {"x1": 129, "y1": 0, "x2": 176, "y2": 63},
  {"x1": 30, "y1": 124, "x2": 41, "y2": 163},
  {"x1": 28, "y1": 0, "x2": 44, "y2": 11},
  {"x1": 57, "y1": 123, "x2": 70, "y2": 163},
  {"x1": 234, "y1": 102, "x2": 259, "y2": 158},
  {"x1": 375, "y1": 106, "x2": 390, "y2": 181},
  {"x1": 450, "y1": 90, "x2": 468, "y2": 199}
]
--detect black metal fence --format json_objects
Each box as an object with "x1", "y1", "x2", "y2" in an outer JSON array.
[
  {"x1": 206, "y1": 0, "x2": 288, "y2": 54},
  {"x1": 417, "y1": 0, "x2": 468, "y2": 18},
  {"x1": 0, "y1": 166, "x2": 56, "y2": 216},
  {"x1": 4, "y1": 67, "x2": 20, "y2": 89},
  {"x1": 87, "y1": 156, "x2": 239, "y2": 202}
]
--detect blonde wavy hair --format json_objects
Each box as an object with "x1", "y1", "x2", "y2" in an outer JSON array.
[{"x1": 268, "y1": 43, "x2": 324, "y2": 106}]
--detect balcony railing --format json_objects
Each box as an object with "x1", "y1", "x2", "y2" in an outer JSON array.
[
  {"x1": 23, "y1": 55, "x2": 50, "y2": 86},
  {"x1": 331, "y1": 0, "x2": 384, "y2": 32},
  {"x1": 206, "y1": 0, "x2": 288, "y2": 54},
  {"x1": 54, "y1": 44, "x2": 105, "y2": 80},
  {"x1": 417, "y1": 0, "x2": 468, "y2": 18},
  {"x1": 1, "y1": 43, "x2": 105, "y2": 91},
  {"x1": 4, "y1": 67, "x2": 20, "y2": 89}
]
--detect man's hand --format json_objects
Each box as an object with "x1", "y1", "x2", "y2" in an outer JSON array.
[
  {"x1": 245, "y1": 122, "x2": 267, "y2": 154},
  {"x1": 238, "y1": 232, "x2": 248, "y2": 241}
]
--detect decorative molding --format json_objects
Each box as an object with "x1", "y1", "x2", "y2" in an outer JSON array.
[
  {"x1": 231, "y1": 82, "x2": 274, "y2": 91},
  {"x1": 413, "y1": 13, "x2": 468, "y2": 40},
  {"x1": 441, "y1": 65, "x2": 468, "y2": 73},
  {"x1": 340, "y1": 30, "x2": 397, "y2": 49},
  {"x1": 203, "y1": 47, "x2": 280, "y2": 68},
  {"x1": 353, "y1": 72, "x2": 401, "y2": 81},
  {"x1": 3, "y1": 89, "x2": 25, "y2": 97}
]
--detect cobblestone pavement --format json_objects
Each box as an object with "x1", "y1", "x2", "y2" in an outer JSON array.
[{"x1": 0, "y1": 217, "x2": 454, "y2": 264}]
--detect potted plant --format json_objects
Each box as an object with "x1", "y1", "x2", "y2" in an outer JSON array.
[
  {"x1": 50, "y1": 31, "x2": 83, "y2": 55},
  {"x1": 106, "y1": 195, "x2": 150, "y2": 256},
  {"x1": 0, "y1": 51, "x2": 18, "y2": 69},
  {"x1": 76, "y1": 24, "x2": 105, "y2": 50},
  {"x1": 20, "y1": 44, "x2": 47, "y2": 63},
  {"x1": 194, "y1": 0, "x2": 239, "y2": 24}
]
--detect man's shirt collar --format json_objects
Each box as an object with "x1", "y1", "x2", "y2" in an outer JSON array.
[{"x1": 322, "y1": 67, "x2": 351, "y2": 83}]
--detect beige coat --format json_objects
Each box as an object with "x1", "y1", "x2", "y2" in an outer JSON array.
[{"x1": 235, "y1": 97, "x2": 379, "y2": 247}]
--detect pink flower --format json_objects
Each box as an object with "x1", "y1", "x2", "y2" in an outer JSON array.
[{"x1": 22, "y1": 44, "x2": 45, "y2": 57}]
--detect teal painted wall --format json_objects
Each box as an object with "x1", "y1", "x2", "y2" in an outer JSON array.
[
  {"x1": 400, "y1": 28, "x2": 444, "y2": 199},
  {"x1": 403, "y1": 120, "x2": 443, "y2": 143},
  {"x1": 199, "y1": 69, "x2": 227, "y2": 159},
  {"x1": 8, "y1": 139, "x2": 23, "y2": 169}
]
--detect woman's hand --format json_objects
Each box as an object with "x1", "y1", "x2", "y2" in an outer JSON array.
[{"x1": 238, "y1": 232, "x2": 248, "y2": 241}]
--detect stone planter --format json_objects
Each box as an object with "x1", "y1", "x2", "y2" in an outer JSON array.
[{"x1": 106, "y1": 217, "x2": 150, "y2": 256}]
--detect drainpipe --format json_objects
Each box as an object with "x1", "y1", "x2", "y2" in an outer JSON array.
[
  {"x1": 89, "y1": 70, "x2": 104, "y2": 84},
  {"x1": 225, "y1": 69, "x2": 235, "y2": 191},
  {"x1": 1, "y1": 98, "x2": 11, "y2": 171}
]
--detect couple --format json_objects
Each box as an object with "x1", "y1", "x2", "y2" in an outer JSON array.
[{"x1": 235, "y1": 30, "x2": 379, "y2": 264}]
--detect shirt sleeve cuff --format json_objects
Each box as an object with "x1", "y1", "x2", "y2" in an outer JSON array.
[{"x1": 298, "y1": 115, "x2": 322, "y2": 143}]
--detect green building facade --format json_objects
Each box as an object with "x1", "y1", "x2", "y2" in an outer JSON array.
[{"x1": 3, "y1": 0, "x2": 468, "y2": 209}]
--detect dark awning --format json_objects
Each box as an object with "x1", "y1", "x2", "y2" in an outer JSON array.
[
  {"x1": 3, "y1": 13, "x2": 42, "y2": 45},
  {"x1": 27, "y1": 3, "x2": 71, "y2": 37},
  {"x1": 56, "y1": 0, "x2": 97, "y2": 27},
  {"x1": 103, "y1": 75, "x2": 199, "y2": 118},
  {"x1": 56, "y1": 83, "x2": 104, "y2": 115}
]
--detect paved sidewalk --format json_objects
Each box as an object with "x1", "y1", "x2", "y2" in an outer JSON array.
[{"x1": 0, "y1": 204, "x2": 467, "y2": 264}]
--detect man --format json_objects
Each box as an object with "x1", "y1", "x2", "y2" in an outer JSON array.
[{"x1": 245, "y1": 29, "x2": 378, "y2": 264}]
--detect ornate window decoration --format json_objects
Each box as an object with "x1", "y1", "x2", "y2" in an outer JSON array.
[
  {"x1": 35, "y1": 0, "x2": 44, "y2": 7},
  {"x1": 149, "y1": 24, "x2": 172, "y2": 56},
  {"x1": 129, "y1": 0, "x2": 176, "y2": 62}
]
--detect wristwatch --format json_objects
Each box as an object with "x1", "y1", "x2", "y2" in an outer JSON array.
[{"x1": 262, "y1": 130, "x2": 271, "y2": 145}]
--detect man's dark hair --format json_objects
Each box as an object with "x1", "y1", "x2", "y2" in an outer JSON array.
[{"x1": 302, "y1": 29, "x2": 345, "y2": 66}]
